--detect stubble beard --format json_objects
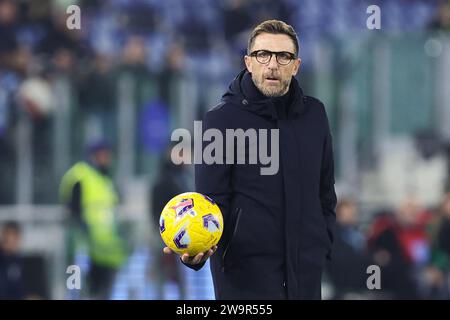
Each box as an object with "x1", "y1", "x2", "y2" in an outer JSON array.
[{"x1": 252, "y1": 73, "x2": 291, "y2": 98}]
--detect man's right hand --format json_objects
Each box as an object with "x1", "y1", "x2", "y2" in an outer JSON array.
[{"x1": 163, "y1": 246, "x2": 218, "y2": 265}]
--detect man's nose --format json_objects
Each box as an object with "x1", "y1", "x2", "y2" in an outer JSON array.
[{"x1": 267, "y1": 54, "x2": 279, "y2": 70}]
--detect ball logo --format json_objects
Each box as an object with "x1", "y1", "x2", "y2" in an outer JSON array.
[
  {"x1": 203, "y1": 214, "x2": 220, "y2": 232},
  {"x1": 174, "y1": 227, "x2": 190, "y2": 249},
  {"x1": 171, "y1": 198, "x2": 196, "y2": 220},
  {"x1": 159, "y1": 216, "x2": 165, "y2": 233}
]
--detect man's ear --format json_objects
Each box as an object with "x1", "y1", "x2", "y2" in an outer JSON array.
[
  {"x1": 244, "y1": 55, "x2": 252, "y2": 73},
  {"x1": 292, "y1": 58, "x2": 301, "y2": 76}
]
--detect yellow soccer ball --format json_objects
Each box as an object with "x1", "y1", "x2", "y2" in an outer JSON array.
[{"x1": 159, "y1": 192, "x2": 223, "y2": 256}]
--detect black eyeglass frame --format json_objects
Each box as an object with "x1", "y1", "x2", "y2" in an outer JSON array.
[{"x1": 249, "y1": 50, "x2": 297, "y2": 65}]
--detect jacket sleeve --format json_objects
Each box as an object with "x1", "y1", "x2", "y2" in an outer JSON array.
[
  {"x1": 184, "y1": 108, "x2": 234, "y2": 271},
  {"x1": 69, "y1": 182, "x2": 82, "y2": 221},
  {"x1": 320, "y1": 104, "x2": 337, "y2": 260}
]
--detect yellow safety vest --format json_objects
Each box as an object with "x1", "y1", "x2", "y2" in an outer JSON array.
[{"x1": 60, "y1": 162, "x2": 126, "y2": 268}]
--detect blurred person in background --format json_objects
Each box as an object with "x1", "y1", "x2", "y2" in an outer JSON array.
[
  {"x1": 0, "y1": 221, "x2": 25, "y2": 299},
  {"x1": 0, "y1": 0, "x2": 30, "y2": 77},
  {"x1": 115, "y1": 35, "x2": 156, "y2": 91},
  {"x1": 222, "y1": 0, "x2": 253, "y2": 51},
  {"x1": 60, "y1": 141, "x2": 128, "y2": 299},
  {"x1": 158, "y1": 41, "x2": 189, "y2": 130},
  {"x1": 35, "y1": 0, "x2": 90, "y2": 65},
  {"x1": 368, "y1": 196, "x2": 433, "y2": 299},
  {"x1": 78, "y1": 52, "x2": 116, "y2": 143},
  {"x1": 426, "y1": 191, "x2": 450, "y2": 299},
  {"x1": 149, "y1": 144, "x2": 191, "y2": 299},
  {"x1": 0, "y1": 0, "x2": 19, "y2": 70},
  {"x1": 428, "y1": 0, "x2": 450, "y2": 33},
  {"x1": 0, "y1": 0, "x2": 28, "y2": 205},
  {"x1": 326, "y1": 199, "x2": 372, "y2": 299},
  {"x1": 114, "y1": 35, "x2": 159, "y2": 173}
]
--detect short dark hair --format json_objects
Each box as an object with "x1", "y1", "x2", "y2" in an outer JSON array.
[
  {"x1": 2, "y1": 220, "x2": 21, "y2": 234},
  {"x1": 87, "y1": 140, "x2": 111, "y2": 155},
  {"x1": 247, "y1": 20, "x2": 299, "y2": 56}
]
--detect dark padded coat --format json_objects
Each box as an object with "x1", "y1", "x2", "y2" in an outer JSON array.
[{"x1": 193, "y1": 70, "x2": 337, "y2": 300}]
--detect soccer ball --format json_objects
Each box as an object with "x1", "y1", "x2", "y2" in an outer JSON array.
[{"x1": 159, "y1": 192, "x2": 223, "y2": 256}]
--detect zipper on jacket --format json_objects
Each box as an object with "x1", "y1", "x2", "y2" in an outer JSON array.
[{"x1": 221, "y1": 208, "x2": 242, "y2": 270}]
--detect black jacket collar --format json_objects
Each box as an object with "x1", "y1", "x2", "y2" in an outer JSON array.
[{"x1": 221, "y1": 69, "x2": 305, "y2": 120}]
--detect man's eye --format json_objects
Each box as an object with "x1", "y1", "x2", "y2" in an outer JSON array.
[
  {"x1": 278, "y1": 53, "x2": 291, "y2": 60},
  {"x1": 257, "y1": 51, "x2": 271, "y2": 58}
]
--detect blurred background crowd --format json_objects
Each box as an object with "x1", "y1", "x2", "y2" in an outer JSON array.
[{"x1": 1, "y1": 0, "x2": 450, "y2": 299}]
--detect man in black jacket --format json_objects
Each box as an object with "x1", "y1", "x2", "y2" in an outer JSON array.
[
  {"x1": 164, "y1": 19, "x2": 336, "y2": 300},
  {"x1": 0, "y1": 221, "x2": 25, "y2": 299}
]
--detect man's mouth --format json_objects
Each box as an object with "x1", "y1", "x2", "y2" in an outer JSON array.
[{"x1": 265, "y1": 76, "x2": 280, "y2": 84}]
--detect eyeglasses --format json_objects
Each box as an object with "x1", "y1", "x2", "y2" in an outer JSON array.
[{"x1": 249, "y1": 50, "x2": 297, "y2": 66}]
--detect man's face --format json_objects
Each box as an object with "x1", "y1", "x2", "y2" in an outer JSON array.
[
  {"x1": 442, "y1": 194, "x2": 450, "y2": 218},
  {"x1": 93, "y1": 149, "x2": 111, "y2": 168},
  {"x1": 397, "y1": 197, "x2": 421, "y2": 226},
  {"x1": 244, "y1": 33, "x2": 301, "y2": 97},
  {"x1": 1, "y1": 227, "x2": 21, "y2": 255},
  {"x1": 337, "y1": 203, "x2": 358, "y2": 226}
]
